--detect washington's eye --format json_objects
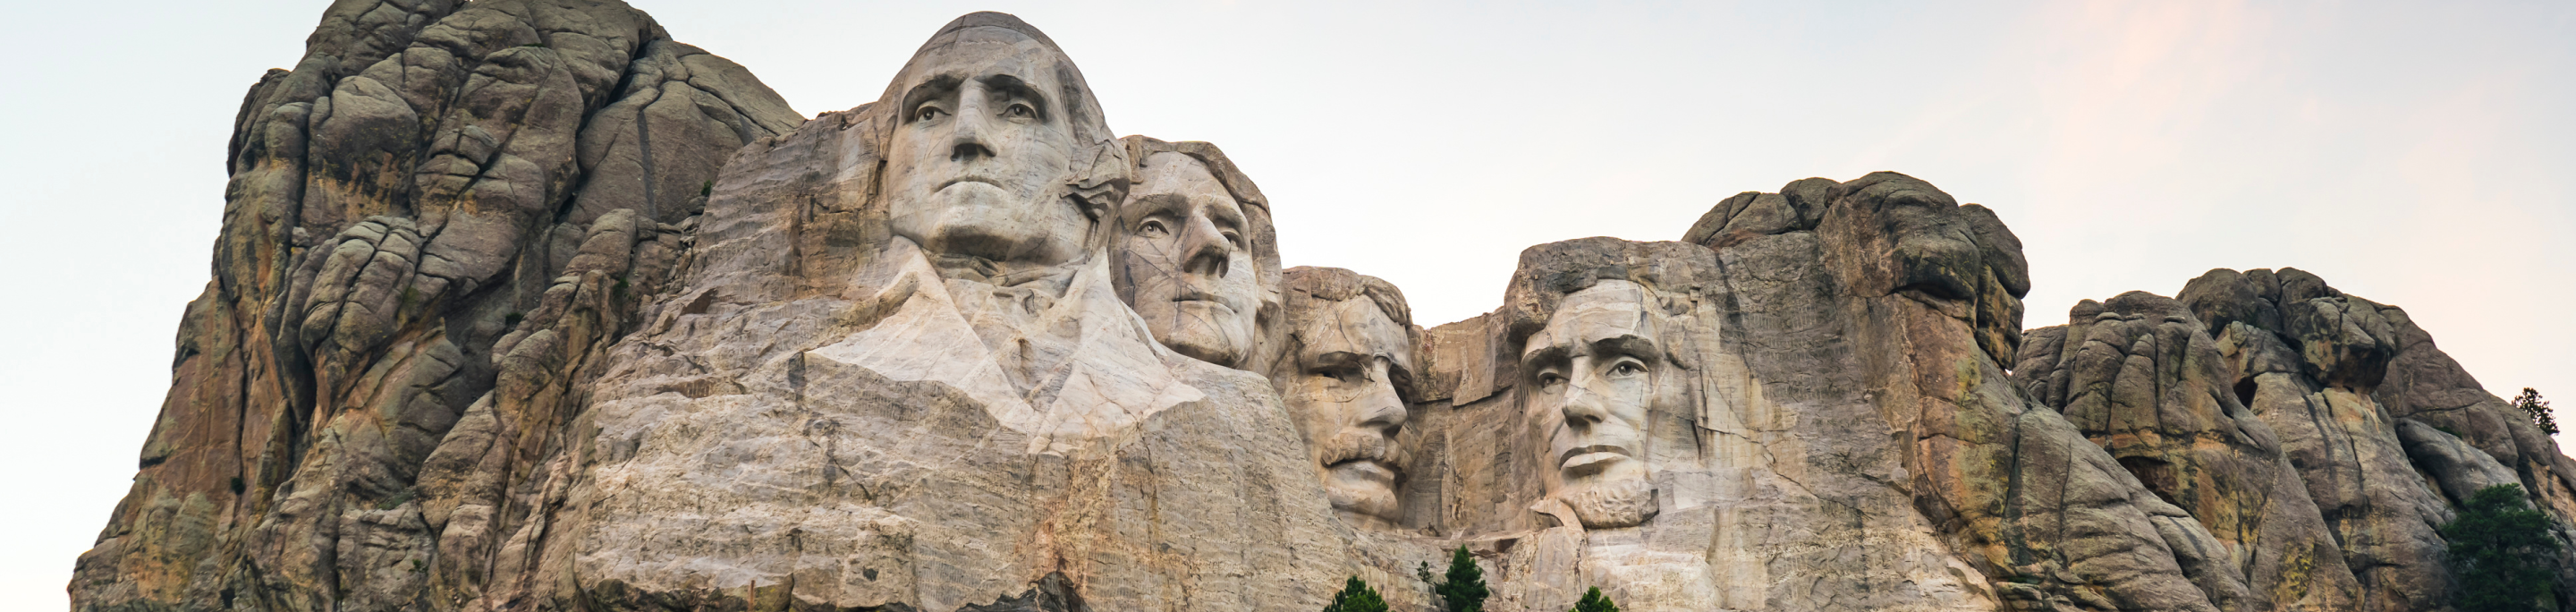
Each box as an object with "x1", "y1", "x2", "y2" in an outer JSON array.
[
  {"x1": 1137, "y1": 218, "x2": 1170, "y2": 237},
  {"x1": 1609, "y1": 361, "x2": 1646, "y2": 378},
  {"x1": 1003, "y1": 102, "x2": 1037, "y2": 120},
  {"x1": 914, "y1": 105, "x2": 946, "y2": 123}
]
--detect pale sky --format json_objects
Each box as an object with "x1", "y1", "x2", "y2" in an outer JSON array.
[{"x1": 2, "y1": 1, "x2": 2569, "y2": 608}]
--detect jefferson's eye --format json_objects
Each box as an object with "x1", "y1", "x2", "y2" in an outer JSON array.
[
  {"x1": 1137, "y1": 219, "x2": 1170, "y2": 237},
  {"x1": 1003, "y1": 102, "x2": 1037, "y2": 120}
]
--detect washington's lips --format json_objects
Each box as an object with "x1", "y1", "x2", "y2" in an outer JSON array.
[{"x1": 1558, "y1": 445, "x2": 1631, "y2": 473}]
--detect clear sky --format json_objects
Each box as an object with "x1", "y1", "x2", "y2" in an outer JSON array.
[{"x1": 2, "y1": 1, "x2": 2569, "y2": 608}]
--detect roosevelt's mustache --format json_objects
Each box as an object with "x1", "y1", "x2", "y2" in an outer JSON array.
[{"x1": 1318, "y1": 429, "x2": 1410, "y2": 471}]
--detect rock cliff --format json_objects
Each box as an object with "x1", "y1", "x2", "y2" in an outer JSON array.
[{"x1": 74, "y1": 4, "x2": 2576, "y2": 612}]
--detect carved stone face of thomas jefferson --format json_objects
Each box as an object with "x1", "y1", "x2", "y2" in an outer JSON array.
[
  {"x1": 1524, "y1": 279, "x2": 1666, "y2": 529},
  {"x1": 885, "y1": 26, "x2": 1086, "y2": 268},
  {"x1": 1119, "y1": 152, "x2": 1260, "y2": 367}
]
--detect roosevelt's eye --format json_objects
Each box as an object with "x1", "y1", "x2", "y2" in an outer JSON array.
[
  {"x1": 1003, "y1": 102, "x2": 1037, "y2": 121},
  {"x1": 1608, "y1": 360, "x2": 1646, "y2": 378},
  {"x1": 1137, "y1": 218, "x2": 1170, "y2": 237}
]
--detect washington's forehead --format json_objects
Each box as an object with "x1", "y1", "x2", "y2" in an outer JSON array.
[{"x1": 903, "y1": 32, "x2": 1061, "y2": 85}]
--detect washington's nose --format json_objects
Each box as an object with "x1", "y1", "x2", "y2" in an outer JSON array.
[
  {"x1": 949, "y1": 96, "x2": 996, "y2": 162},
  {"x1": 1179, "y1": 211, "x2": 1232, "y2": 278}
]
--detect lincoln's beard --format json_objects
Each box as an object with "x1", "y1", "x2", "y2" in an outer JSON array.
[{"x1": 1563, "y1": 475, "x2": 1657, "y2": 529}]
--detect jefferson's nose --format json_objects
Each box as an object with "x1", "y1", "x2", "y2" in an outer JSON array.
[{"x1": 1178, "y1": 208, "x2": 1232, "y2": 278}]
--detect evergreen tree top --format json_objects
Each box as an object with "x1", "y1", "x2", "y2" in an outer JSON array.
[
  {"x1": 1571, "y1": 586, "x2": 1621, "y2": 612},
  {"x1": 1325, "y1": 576, "x2": 1388, "y2": 612}
]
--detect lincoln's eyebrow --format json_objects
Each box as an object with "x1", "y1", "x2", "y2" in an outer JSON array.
[
  {"x1": 1521, "y1": 343, "x2": 1569, "y2": 365},
  {"x1": 1591, "y1": 335, "x2": 1659, "y2": 362}
]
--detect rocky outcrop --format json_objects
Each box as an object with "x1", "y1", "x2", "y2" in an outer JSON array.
[
  {"x1": 2013, "y1": 268, "x2": 2576, "y2": 612},
  {"x1": 2013, "y1": 292, "x2": 2362, "y2": 611},
  {"x1": 72, "y1": 1, "x2": 797, "y2": 610},
  {"x1": 80, "y1": 4, "x2": 2576, "y2": 612}
]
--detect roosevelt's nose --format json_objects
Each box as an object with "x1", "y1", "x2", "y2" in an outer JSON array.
[
  {"x1": 1178, "y1": 209, "x2": 1232, "y2": 278},
  {"x1": 1356, "y1": 361, "x2": 1408, "y2": 436}
]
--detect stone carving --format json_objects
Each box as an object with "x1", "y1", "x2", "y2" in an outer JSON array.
[
  {"x1": 1272, "y1": 267, "x2": 1419, "y2": 530},
  {"x1": 77, "y1": 5, "x2": 2576, "y2": 612},
  {"x1": 1114, "y1": 136, "x2": 1283, "y2": 372},
  {"x1": 1519, "y1": 279, "x2": 1672, "y2": 529}
]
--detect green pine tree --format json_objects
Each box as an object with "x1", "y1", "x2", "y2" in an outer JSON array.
[
  {"x1": 1323, "y1": 576, "x2": 1388, "y2": 612},
  {"x1": 2512, "y1": 388, "x2": 2556, "y2": 436},
  {"x1": 2443, "y1": 484, "x2": 2561, "y2": 612},
  {"x1": 1570, "y1": 586, "x2": 1620, "y2": 612},
  {"x1": 1423, "y1": 546, "x2": 1490, "y2": 612}
]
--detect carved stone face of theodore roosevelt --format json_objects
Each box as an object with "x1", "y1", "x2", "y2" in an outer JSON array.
[
  {"x1": 1118, "y1": 152, "x2": 1260, "y2": 367},
  {"x1": 1523, "y1": 280, "x2": 1668, "y2": 529},
  {"x1": 884, "y1": 26, "x2": 1087, "y2": 268},
  {"x1": 1274, "y1": 268, "x2": 1417, "y2": 529}
]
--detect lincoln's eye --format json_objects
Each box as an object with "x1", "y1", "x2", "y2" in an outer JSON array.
[
  {"x1": 1138, "y1": 218, "x2": 1170, "y2": 237},
  {"x1": 1220, "y1": 230, "x2": 1243, "y2": 249},
  {"x1": 1004, "y1": 102, "x2": 1036, "y2": 120},
  {"x1": 1538, "y1": 371, "x2": 1566, "y2": 388}
]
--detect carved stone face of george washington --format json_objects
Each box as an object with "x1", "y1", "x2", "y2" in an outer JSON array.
[{"x1": 885, "y1": 25, "x2": 1088, "y2": 268}]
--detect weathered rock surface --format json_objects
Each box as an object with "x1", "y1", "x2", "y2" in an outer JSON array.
[
  {"x1": 79, "y1": 4, "x2": 2576, "y2": 612},
  {"x1": 72, "y1": 1, "x2": 796, "y2": 609},
  {"x1": 2013, "y1": 268, "x2": 2576, "y2": 611}
]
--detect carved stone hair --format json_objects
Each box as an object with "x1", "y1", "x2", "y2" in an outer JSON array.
[{"x1": 1500, "y1": 237, "x2": 1721, "y2": 369}]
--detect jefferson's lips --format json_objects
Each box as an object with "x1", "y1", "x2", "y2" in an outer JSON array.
[{"x1": 1172, "y1": 291, "x2": 1237, "y2": 313}]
